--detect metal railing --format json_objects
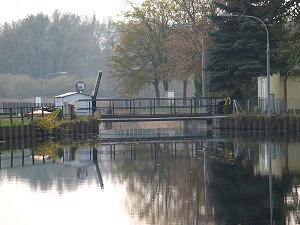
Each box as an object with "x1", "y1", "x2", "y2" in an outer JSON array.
[{"x1": 79, "y1": 97, "x2": 224, "y2": 117}]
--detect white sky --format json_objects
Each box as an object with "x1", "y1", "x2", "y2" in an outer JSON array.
[{"x1": 0, "y1": 0, "x2": 140, "y2": 23}]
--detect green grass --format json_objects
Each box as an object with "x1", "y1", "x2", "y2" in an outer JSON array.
[{"x1": 0, "y1": 117, "x2": 31, "y2": 127}]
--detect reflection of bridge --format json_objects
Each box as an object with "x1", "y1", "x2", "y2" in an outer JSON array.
[
  {"x1": 0, "y1": 149, "x2": 54, "y2": 169},
  {"x1": 79, "y1": 97, "x2": 226, "y2": 122}
]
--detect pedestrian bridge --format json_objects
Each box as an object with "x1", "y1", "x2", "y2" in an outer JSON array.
[{"x1": 79, "y1": 97, "x2": 226, "y2": 122}]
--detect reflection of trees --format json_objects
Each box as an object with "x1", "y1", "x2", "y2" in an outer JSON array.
[
  {"x1": 113, "y1": 143, "x2": 211, "y2": 225},
  {"x1": 111, "y1": 140, "x2": 292, "y2": 225},
  {"x1": 33, "y1": 140, "x2": 64, "y2": 161},
  {"x1": 209, "y1": 159, "x2": 285, "y2": 225},
  {"x1": 285, "y1": 184, "x2": 300, "y2": 224}
]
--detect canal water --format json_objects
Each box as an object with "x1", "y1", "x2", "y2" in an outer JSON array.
[{"x1": 0, "y1": 127, "x2": 299, "y2": 225}]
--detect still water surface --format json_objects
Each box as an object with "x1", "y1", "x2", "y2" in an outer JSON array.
[{"x1": 0, "y1": 128, "x2": 300, "y2": 225}]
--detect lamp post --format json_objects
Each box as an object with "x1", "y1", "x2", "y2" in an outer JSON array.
[
  {"x1": 43, "y1": 71, "x2": 67, "y2": 105},
  {"x1": 170, "y1": 23, "x2": 206, "y2": 111},
  {"x1": 218, "y1": 13, "x2": 270, "y2": 115}
]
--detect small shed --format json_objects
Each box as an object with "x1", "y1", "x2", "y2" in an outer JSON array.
[{"x1": 54, "y1": 92, "x2": 92, "y2": 116}]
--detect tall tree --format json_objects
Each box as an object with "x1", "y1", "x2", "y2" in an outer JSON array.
[
  {"x1": 109, "y1": 0, "x2": 174, "y2": 98},
  {"x1": 48, "y1": 10, "x2": 96, "y2": 76},
  {"x1": 272, "y1": 0, "x2": 300, "y2": 74},
  {"x1": 0, "y1": 14, "x2": 51, "y2": 77},
  {"x1": 206, "y1": 0, "x2": 279, "y2": 98},
  {"x1": 0, "y1": 12, "x2": 117, "y2": 99},
  {"x1": 0, "y1": 11, "x2": 114, "y2": 79},
  {"x1": 166, "y1": 0, "x2": 216, "y2": 98}
]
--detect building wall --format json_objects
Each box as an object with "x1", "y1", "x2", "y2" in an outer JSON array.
[
  {"x1": 271, "y1": 73, "x2": 282, "y2": 99},
  {"x1": 258, "y1": 73, "x2": 300, "y2": 110},
  {"x1": 55, "y1": 93, "x2": 92, "y2": 116},
  {"x1": 287, "y1": 77, "x2": 300, "y2": 99}
]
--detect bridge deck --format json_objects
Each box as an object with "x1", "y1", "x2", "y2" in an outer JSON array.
[{"x1": 100, "y1": 114, "x2": 226, "y2": 122}]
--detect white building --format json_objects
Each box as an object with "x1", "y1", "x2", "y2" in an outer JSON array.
[{"x1": 54, "y1": 92, "x2": 92, "y2": 116}]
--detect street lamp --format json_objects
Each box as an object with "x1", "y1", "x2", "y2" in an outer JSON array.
[
  {"x1": 43, "y1": 71, "x2": 67, "y2": 104},
  {"x1": 218, "y1": 13, "x2": 271, "y2": 114},
  {"x1": 170, "y1": 23, "x2": 206, "y2": 111}
]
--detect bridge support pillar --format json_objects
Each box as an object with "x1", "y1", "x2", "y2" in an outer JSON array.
[
  {"x1": 99, "y1": 122, "x2": 113, "y2": 130},
  {"x1": 104, "y1": 122, "x2": 112, "y2": 129},
  {"x1": 183, "y1": 119, "x2": 213, "y2": 135}
]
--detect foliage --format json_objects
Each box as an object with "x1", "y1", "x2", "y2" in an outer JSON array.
[
  {"x1": 271, "y1": 0, "x2": 300, "y2": 75},
  {"x1": 0, "y1": 11, "x2": 116, "y2": 98},
  {"x1": 33, "y1": 140, "x2": 64, "y2": 162},
  {"x1": 0, "y1": 73, "x2": 40, "y2": 99},
  {"x1": 109, "y1": 0, "x2": 175, "y2": 98},
  {"x1": 206, "y1": 0, "x2": 281, "y2": 97},
  {"x1": 168, "y1": 0, "x2": 217, "y2": 97},
  {"x1": 33, "y1": 109, "x2": 62, "y2": 133},
  {"x1": 109, "y1": 0, "x2": 218, "y2": 98}
]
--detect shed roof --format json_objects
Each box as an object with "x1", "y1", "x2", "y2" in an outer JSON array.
[{"x1": 54, "y1": 92, "x2": 91, "y2": 98}]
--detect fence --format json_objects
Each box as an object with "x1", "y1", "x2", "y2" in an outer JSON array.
[
  {"x1": 0, "y1": 102, "x2": 75, "y2": 126},
  {"x1": 232, "y1": 98, "x2": 300, "y2": 115},
  {"x1": 1, "y1": 102, "x2": 54, "y2": 115}
]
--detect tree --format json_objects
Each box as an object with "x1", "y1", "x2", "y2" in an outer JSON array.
[
  {"x1": 47, "y1": 10, "x2": 97, "y2": 77},
  {"x1": 0, "y1": 11, "x2": 115, "y2": 79},
  {"x1": 0, "y1": 14, "x2": 51, "y2": 77},
  {"x1": 206, "y1": 0, "x2": 279, "y2": 98},
  {"x1": 165, "y1": 27, "x2": 199, "y2": 98},
  {"x1": 0, "y1": 74, "x2": 40, "y2": 99},
  {"x1": 272, "y1": 0, "x2": 300, "y2": 74},
  {"x1": 109, "y1": 0, "x2": 175, "y2": 98},
  {"x1": 168, "y1": 0, "x2": 217, "y2": 98},
  {"x1": 0, "y1": 12, "x2": 118, "y2": 100}
]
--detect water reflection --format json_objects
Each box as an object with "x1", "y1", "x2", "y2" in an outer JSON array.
[{"x1": 1, "y1": 134, "x2": 300, "y2": 224}]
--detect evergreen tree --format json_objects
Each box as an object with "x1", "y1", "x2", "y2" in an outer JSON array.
[{"x1": 206, "y1": 0, "x2": 278, "y2": 98}]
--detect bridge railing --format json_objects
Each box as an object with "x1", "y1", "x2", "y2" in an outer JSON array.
[{"x1": 79, "y1": 97, "x2": 224, "y2": 117}]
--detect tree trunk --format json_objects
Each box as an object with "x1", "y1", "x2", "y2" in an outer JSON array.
[
  {"x1": 194, "y1": 76, "x2": 201, "y2": 98},
  {"x1": 183, "y1": 80, "x2": 188, "y2": 98},
  {"x1": 153, "y1": 81, "x2": 160, "y2": 106},
  {"x1": 183, "y1": 80, "x2": 188, "y2": 105},
  {"x1": 163, "y1": 80, "x2": 168, "y2": 92},
  {"x1": 154, "y1": 82, "x2": 160, "y2": 98}
]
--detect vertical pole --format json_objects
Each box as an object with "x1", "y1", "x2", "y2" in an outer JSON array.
[
  {"x1": 201, "y1": 32, "x2": 206, "y2": 113},
  {"x1": 267, "y1": 38, "x2": 270, "y2": 115},
  {"x1": 268, "y1": 142, "x2": 273, "y2": 225},
  {"x1": 21, "y1": 108, "x2": 24, "y2": 125},
  {"x1": 22, "y1": 149, "x2": 25, "y2": 166},
  {"x1": 10, "y1": 150, "x2": 13, "y2": 167},
  {"x1": 9, "y1": 108, "x2": 13, "y2": 125},
  {"x1": 154, "y1": 99, "x2": 156, "y2": 115},
  {"x1": 43, "y1": 77, "x2": 46, "y2": 105}
]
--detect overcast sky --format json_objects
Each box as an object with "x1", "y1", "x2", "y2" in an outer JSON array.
[{"x1": 0, "y1": 0, "x2": 140, "y2": 23}]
